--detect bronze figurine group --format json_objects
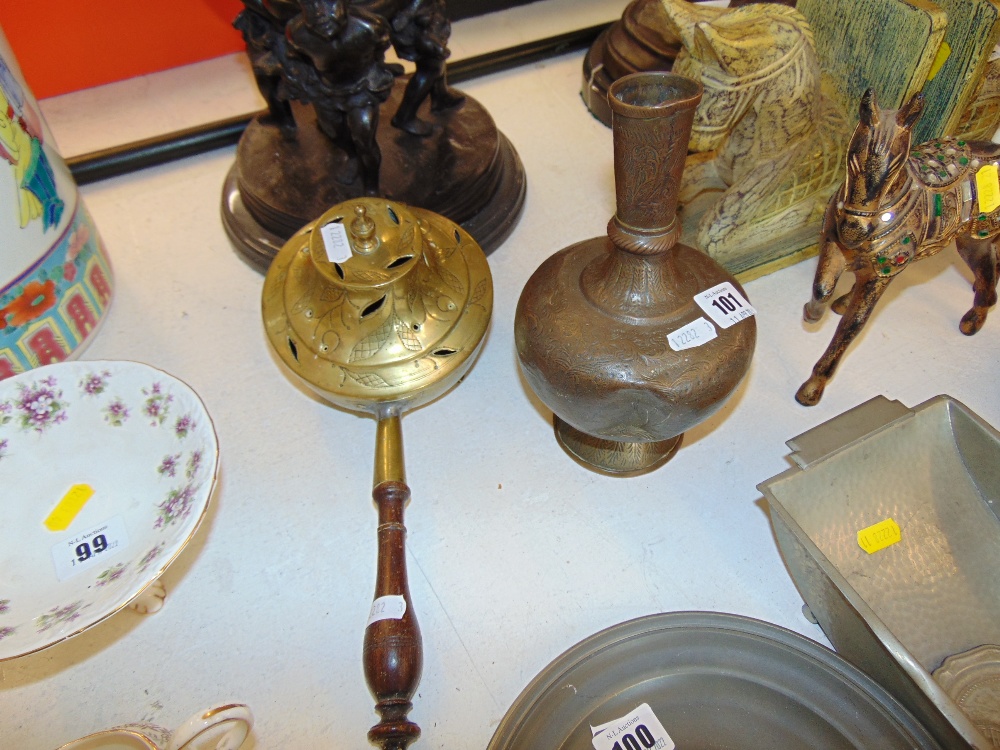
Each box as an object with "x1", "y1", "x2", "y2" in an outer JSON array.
[
  {"x1": 235, "y1": 0, "x2": 463, "y2": 195},
  {"x1": 226, "y1": 0, "x2": 525, "y2": 272}
]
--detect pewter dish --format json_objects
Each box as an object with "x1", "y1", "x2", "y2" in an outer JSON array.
[
  {"x1": 489, "y1": 611, "x2": 940, "y2": 749},
  {"x1": 759, "y1": 395, "x2": 1000, "y2": 749}
]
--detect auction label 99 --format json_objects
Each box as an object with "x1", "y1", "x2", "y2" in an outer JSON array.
[{"x1": 51, "y1": 516, "x2": 129, "y2": 581}]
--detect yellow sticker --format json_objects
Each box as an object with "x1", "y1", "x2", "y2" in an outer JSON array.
[
  {"x1": 977, "y1": 164, "x2": 1000, "y2": 214},
  {"x1": 44, "y1": 484, "x2": 94, "y2": 531},
  {"x1": 927, "y1": 41, "x2": 951, "y2": 81},
  {"x1": 857, "y1": 518, "x2": 901, "y2": 555}
]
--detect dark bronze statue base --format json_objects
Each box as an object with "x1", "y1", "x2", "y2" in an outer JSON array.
[
  {"x1": 581, "y1": 0, "x2": 682, "y2": 126},
  {"x1": 222, "y1": 78, "x2": 526, "y2": 272}
]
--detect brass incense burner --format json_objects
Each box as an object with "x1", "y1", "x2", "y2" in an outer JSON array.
[{"x1": 262, "y1": 197, "x2": 492, "y2": 749}]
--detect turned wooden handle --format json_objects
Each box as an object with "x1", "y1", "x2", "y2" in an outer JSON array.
[{"x1": 363, "y1": 480, "x2": 422, "y2": 750}]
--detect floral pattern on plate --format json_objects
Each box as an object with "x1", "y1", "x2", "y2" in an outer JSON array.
[
  {"x1": 3, "y1": 376, "x2": 68, "y2": 434},
  {"x1": 95, "y1": 563, "x2": 128, "y2": 587},
  {"x1": 142, "y1": 383, "x2": 173, "y2": 426},
  {"x1": 103, "y1": 398, "x2": 130, "y2": 427},
  {"x1": 186, "y1": 450, "x2": 203, "y2": 480},
  {"x1": 79, "y1": 370, "x2": 112, "y2": 397},
  {"x1": 158, "y1": 454, "x2": 181, "y2": 478},
  {"x1": 155, "y1": 481, "x2": 198, "y2": 530},
  {"x1": 35, "y1": 601, "x2": 88, "y2": 634},
  {"x1": 137, "y1": 543, "x2": 166, "y2": 575},
  {"x1": 0, "y1": 360, "x2": 218, "y2": 660},
  {"x1": 174, "y1": 414, "x2": 196, "y2": 439}
]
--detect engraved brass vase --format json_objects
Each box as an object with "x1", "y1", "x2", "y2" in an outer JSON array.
[
  {"x1": 515, "y1": 73, "x2": 756, "y2": 475},
  {"x1": 262, "y1": 197, "x2": 492, "y2": 749}
]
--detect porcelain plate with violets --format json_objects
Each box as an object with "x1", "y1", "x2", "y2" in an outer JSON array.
[{"x1": 0, "y1": 360, "x2": 218, "y2": 660}]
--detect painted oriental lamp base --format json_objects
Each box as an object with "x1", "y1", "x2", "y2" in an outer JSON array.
[{"x1": 223, "y1": 78, "x2": 526, "y2": 272}]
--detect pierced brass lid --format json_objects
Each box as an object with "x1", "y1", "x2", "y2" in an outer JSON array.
[{"x1": 262, "y1": 198, "x2": 493, "y2": 415}]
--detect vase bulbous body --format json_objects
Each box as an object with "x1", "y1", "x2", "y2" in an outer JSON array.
[{"x1": 515, "y1": 73, "x2": 756, "y2": 474}]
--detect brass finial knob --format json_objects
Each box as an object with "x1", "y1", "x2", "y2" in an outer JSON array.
[{"x1": 351, "y1": 205, "x2": 379, "y2": 253}]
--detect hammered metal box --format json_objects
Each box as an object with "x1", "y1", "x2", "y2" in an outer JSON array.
[{"x1": 759, "y1": 395, "x2": 1000, "y2": 750}]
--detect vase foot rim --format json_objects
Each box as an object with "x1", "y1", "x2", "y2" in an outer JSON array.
[{"x1": 553, "y1": 416, "x2": 683, "y2": 476}]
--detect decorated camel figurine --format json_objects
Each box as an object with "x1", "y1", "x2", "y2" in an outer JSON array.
[
  {"x1": 660, "y1": 0, "x2": 848, "y2": 274},
  {"x1": 796, "y1": 89, "x2": 1000, "y2": 406}
]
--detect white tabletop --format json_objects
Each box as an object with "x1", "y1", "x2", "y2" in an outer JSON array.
[{"x1": 4, "y1": 2, "x2": 1000, "y2": 747}]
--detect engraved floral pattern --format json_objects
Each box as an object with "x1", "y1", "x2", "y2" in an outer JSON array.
[{"x1": 265, "y1": 211, "x2": 492, "y2": 406}]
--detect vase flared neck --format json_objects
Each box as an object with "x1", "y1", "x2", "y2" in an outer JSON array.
[{"x1": 607, "y1": 73, "x2": 702, "y2": 255}]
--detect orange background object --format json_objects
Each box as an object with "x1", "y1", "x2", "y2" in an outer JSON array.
[{"x1": 0, "y1": 0, "x2": 246, "y2": 99}]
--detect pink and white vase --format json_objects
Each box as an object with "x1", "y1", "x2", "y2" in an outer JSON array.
[{"x1": 0, "y1": 26, "x2": 113, "y2": 380}]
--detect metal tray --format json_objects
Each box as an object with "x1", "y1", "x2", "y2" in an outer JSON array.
[
  {"x1": 488, "y1": 612, "x2": 941, "y2": 749},
  {"x1": 759, "y1": 395, "x2": 1000, "y2": 749}
]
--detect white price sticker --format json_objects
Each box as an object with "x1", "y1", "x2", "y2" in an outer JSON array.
[
  {"x1": 320, "y1": 221, "x2": 353, "y2": 263},
  {"x1": 591, "y1": 703, "x2": 674, "y2": 750},
  {"x1": 694, "y1": 282, "x2": 755, "y2": 329},
  {"x1": 367, "y1": 595, "x2": 406, "y2": 626},
  {"x1": 667, "y1": 316, "x2": 717, "y2": 351},
  {"x1": 51, "y1": 516, "x2": 129, "y2": 582}
]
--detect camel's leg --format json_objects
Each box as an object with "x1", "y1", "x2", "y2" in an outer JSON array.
[
  {"x1": 804, "y1": 196, "x2": 847, "y2": 321},
  {"x1": 802, "y1": 242, "x2": 846, "y2": 323},
  {"x1": 956, "y1": 234, "x2": 999, "y2": 335},
  {"x1": 831, "y1": 291, "x2": 853, "y2": 316},
  {"x1": 796, "y1": 272, "x2": 893, "y2": 406},
  {"x1": 804, "y1": 241, "x2": 846, "y2": 322}
]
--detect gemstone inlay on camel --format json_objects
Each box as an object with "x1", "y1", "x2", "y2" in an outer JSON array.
[
  {"x1": 660, "y1": 0, "x2": 847, "y2": 275},
  {"x1": 796, "y1": 89, "x2": 1000, "y2": 406}
]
